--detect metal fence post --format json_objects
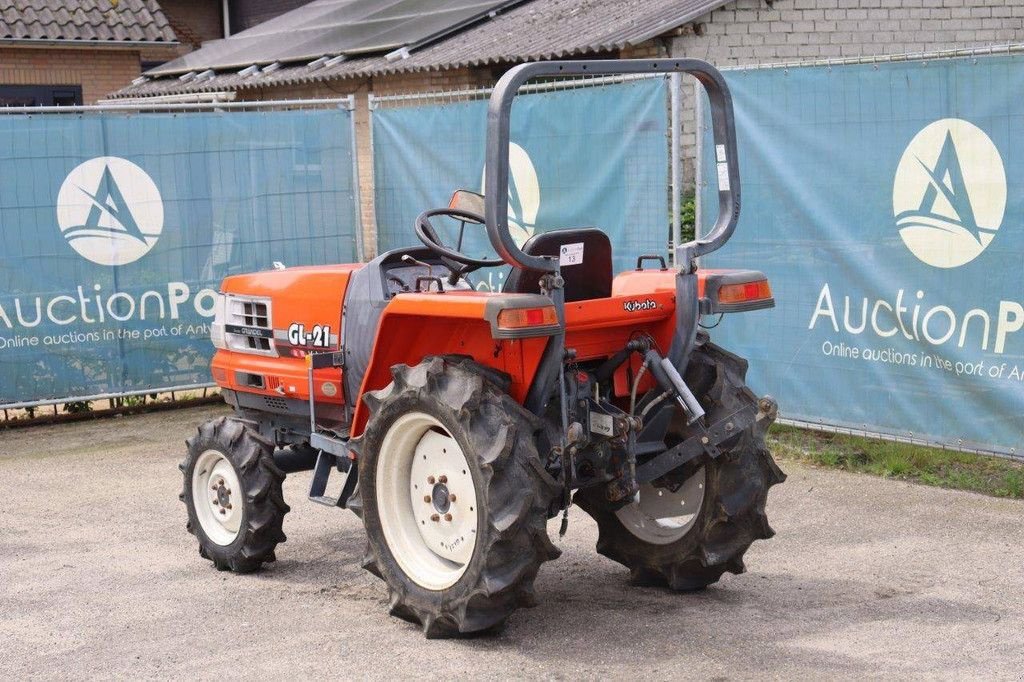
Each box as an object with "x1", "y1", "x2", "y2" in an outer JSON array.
[{"x1": 670, "y1": 72, "x2": 682, "y2": 260}]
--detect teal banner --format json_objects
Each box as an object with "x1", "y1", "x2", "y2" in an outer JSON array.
[
  {"x1": 700, "y1": 55, "x2": 1024, "y2": 457},
  {"x1": 373, "y1": 78, "x2": 669, "y2": 287},
  {"x1": 0, "y1": 107, "x2": 360, "y2": 406}
]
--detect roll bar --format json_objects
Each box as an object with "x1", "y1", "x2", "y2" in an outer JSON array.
[{"x1": 484, "y1": 59, "x2": 741, "y2": 273}]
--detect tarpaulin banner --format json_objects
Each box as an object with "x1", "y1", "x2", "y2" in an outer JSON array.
[
  {"x1": 0, "y1": 106, "x2": 360, "y2": 405},
  {"x1": 372, "y1": 78, "x2": 669, "y2": 286},
  {"x1": 699, "y1": 54, "x2": 1024, "y2": 457}
]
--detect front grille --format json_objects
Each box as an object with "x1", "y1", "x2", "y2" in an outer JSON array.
[
  {"x1": 263, "y1": 396, "x2": 289, "y2": 411},
  {"x1": 224, "y1": 296, "x2": 275, "y2": 356},
  {"x1": 241, "y1": 300, "x2": 269, "y2": 328}
]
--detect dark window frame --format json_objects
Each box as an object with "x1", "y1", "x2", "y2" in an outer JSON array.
[{"x1": 0, "y1": 84, "x2": 84, "y2": 107}]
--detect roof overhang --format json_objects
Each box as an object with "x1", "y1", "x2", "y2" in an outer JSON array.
[{"x1": 0, "y1": 38, "x2": 179, "y2": 49}]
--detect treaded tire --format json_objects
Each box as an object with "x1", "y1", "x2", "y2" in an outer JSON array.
[
  {"x1": 349, "y1": 356, "x2": 561, "y2": 637},
  {"x1": 575, "y1": 341, "x2": 785, "y2": 591},
  {"x1": 180, "y1": 416, "x2": 290, "y2": 573}
]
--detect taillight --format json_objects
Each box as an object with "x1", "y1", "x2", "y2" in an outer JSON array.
[
  {"x1": 702, "y1": 271, "x2": 775, "y2": 314},
  {"x1": 718, "y1": 279, "x2": 772, "y2": 304},
  {"x1": 496, "y1": 306, "x2": 559, "y2": 329}
]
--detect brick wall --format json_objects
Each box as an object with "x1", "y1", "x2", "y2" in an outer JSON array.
[
  {"x1": 671, "y1": 0, "x2": 1024, "y2": 185},
  {"x1": 231, "y1": 0, "x2": 316, "y2": 33},
  {"x1": 159, "y1": 0, "x2": 225, "y2": 46},
  {"x1": 0, "y1": 47, "x2": 142, "y2": 104}
]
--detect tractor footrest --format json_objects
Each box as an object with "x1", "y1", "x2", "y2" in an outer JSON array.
[
  {"x1": 308, "y1": 438, "x2": 357, "y2": 508},
  {"x1": 310, "y1": 431, "x2": 349, "y2": 457}
]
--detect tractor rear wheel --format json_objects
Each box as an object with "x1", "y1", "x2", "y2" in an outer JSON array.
[
  {"x1": 575, "y1": 342, "x2": 785, "y2": 590},
  {"x1": 179, "y1": 417, "x2": 289, "y2": 573},
  {"x1": 350, "y1": 357, "x2": 560, "y2": 637}
]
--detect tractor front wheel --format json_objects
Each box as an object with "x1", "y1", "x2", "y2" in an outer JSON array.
[
  {"x1": 351, "y1": 357, "x2": 560, "y2": 637},
  {"x1": 179, "y1": 417, "x2": 289, "y2": 573}
]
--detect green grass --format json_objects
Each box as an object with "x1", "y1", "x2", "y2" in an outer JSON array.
[{"x1": 768, "y1": 424, "x2": 1024, "y2": 500}]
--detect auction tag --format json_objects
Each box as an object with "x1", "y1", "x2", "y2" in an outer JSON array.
[
  {"x1": 559, "y1": 242, "x2": 584, "y2": 266},
  {"x1": 589, "y1": 411, "x2": 614, "y2": 437}
]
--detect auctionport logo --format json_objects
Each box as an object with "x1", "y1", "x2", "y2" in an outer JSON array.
[
  {"x1": 893, "y1": 118, "x2": 1006, "y2": 269},
  {"x1": 56, "y1": 156, "x2": 164, "y2": 266}
]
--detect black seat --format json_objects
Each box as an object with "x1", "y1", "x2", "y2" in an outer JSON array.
[{"x1": 503, "y1": 228, "x2": 612, "y2": 302}]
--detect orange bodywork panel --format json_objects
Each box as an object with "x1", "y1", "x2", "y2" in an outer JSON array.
[
  {"x1": 348, "y1": 291, "x2": 548, "y2": 435},
  {"x1": 613, "y1": 267, "x2": 741, "y2": 299},
  {"x1": 211, "y1": 265, "x2": 358, "y2": 407},
  {"x1": 348, "y1": 286, "x2": 679, "y2": 436}
]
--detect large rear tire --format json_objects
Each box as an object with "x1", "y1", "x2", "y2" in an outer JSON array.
[
  {"x1": 180, "y1": 417, "x2": 289, "y2": 573},
  {"x1": 350, "y1": 357, "x2": 560, "y2": 637},
  {"x1": 575, "y1": 342, "x2": 785, "y2": 590}
]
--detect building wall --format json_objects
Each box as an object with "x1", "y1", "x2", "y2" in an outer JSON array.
[
  {"x1": 159, "y1": 0, "x2": 225, "y2": 46},
  {"x1": 0, "y1": 47, "x2": 143, "y2": 104},
  {"x1": 230, "y1": 0, "x2": 316, "y2": 33},
  {"x1": 672, "y1": 0, "x2": 1024, "y2": 186}
]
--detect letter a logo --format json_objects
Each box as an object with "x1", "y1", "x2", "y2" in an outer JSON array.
[
  {"x1": 893, "y1": 119, "x2": 1005, "y2": 268},
  {"x1": 57, "y1": 156, "x2": 164, "y2": 266}
]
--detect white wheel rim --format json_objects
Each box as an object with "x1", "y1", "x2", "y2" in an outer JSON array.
[
  {"x1": 615, "y1": 466, "x2": 706, "y2": 545},
  {"x1": 376, "y1": 411, "x2": 478, "y2": 591},
  {"x1": 191, "y1": 449, "x2": 243, "y2": 546}
]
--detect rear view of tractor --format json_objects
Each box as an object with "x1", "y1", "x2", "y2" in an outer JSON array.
[{"x1": 179, "y1": 59, "x2": 785, "y2": 636}]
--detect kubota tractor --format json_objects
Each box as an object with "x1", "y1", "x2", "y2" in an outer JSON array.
[{"x1": 180, "y1": 59, "x2": 785, "y2": 636}]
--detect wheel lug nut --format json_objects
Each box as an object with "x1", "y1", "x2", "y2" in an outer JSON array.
[
  {"x1": 225, "y1": 503, "x2": 232, "y2": 510},
  {"x1": 219, "y1": 509, "x2": 226, "y2": 515},
  {"x1": 449, "y1": 494, "x2": 457, "y2": 502},
  {"x1": 430, "y1": 514, "x2": 440, "y2": 522},
  {"x1": 444, "y1": 513, "x2": 453, "y2": 522},
  {"x1": 438, "y1": 475, "x2": 447, "y2": 483},
  {"x1": 427, "y1": 476, "x2": 436, "y2": 484},
  {"x1": 423, "y1": 495, "x2": 431, "y2": 503}
]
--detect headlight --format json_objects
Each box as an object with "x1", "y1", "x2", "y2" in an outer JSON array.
[{"x1": 210, "y1": 293, "x2": 227, "y2": 349}]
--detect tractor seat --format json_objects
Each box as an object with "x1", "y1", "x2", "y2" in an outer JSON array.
[{"x1": 503, "y1": 228, "x2": 612, "y2": 302}]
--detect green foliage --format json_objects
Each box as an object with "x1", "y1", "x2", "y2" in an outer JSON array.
[
  {"x1": 769, "y1": 424, "x2": 1024, "y2": 500},
  {"x1": 63, "y1": 401, "x2": 92, "y2": 414},
  {"x1": 679, "y1": 192, "x2": 696, "y2": 243},
  {"x1": 670, "y1": 192, "x2": 697, "y2": 246}
]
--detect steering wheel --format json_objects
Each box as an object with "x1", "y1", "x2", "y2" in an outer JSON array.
[{"x1": 415, "y1": 208, "x2": 506, "y2": 278}]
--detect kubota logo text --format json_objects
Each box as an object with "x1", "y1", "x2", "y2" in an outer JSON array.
[
  {"x1": 893, "y1": 119, "x2": 1006, "y2": 269},
  {"x1": 56, "y1": 156, "x2": 164, "y2": 266}
]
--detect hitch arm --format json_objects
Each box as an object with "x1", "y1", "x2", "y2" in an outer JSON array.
[{"x1": 635, "y1": 403, "x2": 756, "y2": 483}]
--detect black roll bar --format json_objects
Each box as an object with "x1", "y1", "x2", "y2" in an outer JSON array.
[{"x1": 484, "y1": 58, "x2": 741, "y2": 272}]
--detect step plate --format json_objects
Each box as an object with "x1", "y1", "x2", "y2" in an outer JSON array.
[{"x1": 308, "y1": 448, "x2": 357, "y2": 508}]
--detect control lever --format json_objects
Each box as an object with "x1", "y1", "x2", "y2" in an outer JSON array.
[
  {"x1": 401, "y1": 254, "x2": 443, "y2": 292},
  {"x1": 644, "y1": 350, "x2": 706, "y2": 425},
  {"x1": 401, "y1": 253, "x2": 434, "y2": 277}
]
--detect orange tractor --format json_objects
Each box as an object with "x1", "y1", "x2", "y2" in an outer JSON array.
[{"x1": 180, "y1": 59, "x2": 785, "y2": 636}]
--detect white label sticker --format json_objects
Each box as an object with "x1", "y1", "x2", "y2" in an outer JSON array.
[
  {"x1": 717, "y1": 161, "x2": 730, "y2": 192},
  {"x1": 559, "y1": 242, "x2": 584, "y2": 266},
  {"x1": 589, "y1": 411, "x2": 614, "y2": 437},
  {"x1": 715, "y1": 144, "x2": 727, "y2": 163}
]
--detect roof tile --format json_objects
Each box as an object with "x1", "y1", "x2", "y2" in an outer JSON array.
[{"x1": 0, "y1": 0, "x2": 176, "y2": 43}]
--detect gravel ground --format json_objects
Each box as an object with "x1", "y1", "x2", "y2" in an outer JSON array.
[{"x1": 1, "y1": 404, "x2": 1022, "y2": 680}]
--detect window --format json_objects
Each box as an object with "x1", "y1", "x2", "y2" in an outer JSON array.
[{"x1": 0, "y1": 85, "x2": 83, "y2": 107}]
